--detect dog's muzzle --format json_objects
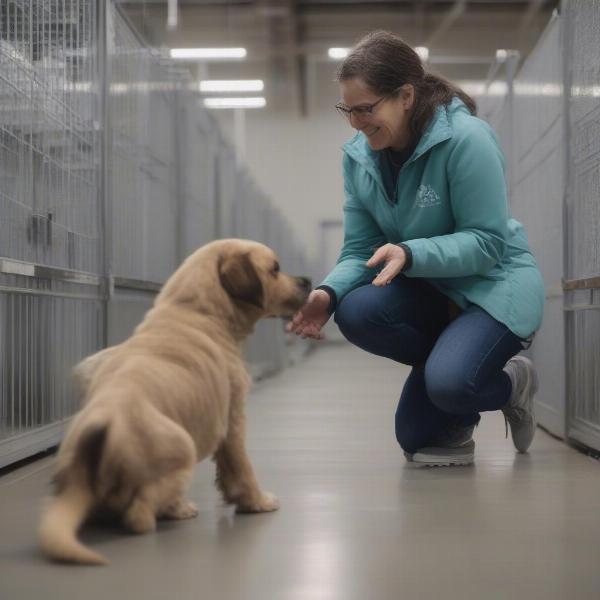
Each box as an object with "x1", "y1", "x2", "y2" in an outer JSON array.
[{"x1": 296, "y1": 276, "x2": 312, "y2": 293}]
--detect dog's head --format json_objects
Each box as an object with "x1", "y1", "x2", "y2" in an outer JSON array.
[{"x1": 218, "y1": 240, "x2": 311, "y2": 317}]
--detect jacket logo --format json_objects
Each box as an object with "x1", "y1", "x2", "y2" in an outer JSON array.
[{"x1": 416, "y1": 184, "x2": 441, "y2": 207}]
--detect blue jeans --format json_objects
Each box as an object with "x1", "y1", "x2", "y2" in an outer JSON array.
[{"x1": 334, "y1": 276, "x2": 524, "y2": 454}]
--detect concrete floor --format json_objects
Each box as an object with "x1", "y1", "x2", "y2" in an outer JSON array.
[{"x1": 1, "y1": 341, "x2": 599, "y2": 600}]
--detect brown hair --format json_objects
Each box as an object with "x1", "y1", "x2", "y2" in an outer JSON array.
[{"x1": 336, "y1": 30, "x2": 477, "y2": 143}]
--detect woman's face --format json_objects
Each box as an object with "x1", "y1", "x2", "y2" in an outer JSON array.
[{"x1": 338, "y1": 78, "x2": 414, "y2": 151}]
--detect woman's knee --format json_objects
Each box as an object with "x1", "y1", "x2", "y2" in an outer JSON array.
[
  {"x1": 424, "y1": 360, "x2": 474, "y2": 415},
  {"x1": 335, "y1": 286, "x2": 432, "y2": 364},
  {"x1": 334, "y1": 287, "x2": 380, "y2": 343}
]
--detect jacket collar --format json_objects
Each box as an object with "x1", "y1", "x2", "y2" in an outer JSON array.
[{"x1": 342, "y1": 97, "x2": 465, "y2": 181}]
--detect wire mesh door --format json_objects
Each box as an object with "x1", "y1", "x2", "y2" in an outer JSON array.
[
  {"x1": 563, "y1": 0, "x2": 600, "y2": 451},
  {"x1": 0, "y1": 0, "x2": 104, "y2": 467}
]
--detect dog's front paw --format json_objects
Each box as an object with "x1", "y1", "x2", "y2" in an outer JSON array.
[{"x1": 236, "y1": 492, "x2": 280, "y2": 514}]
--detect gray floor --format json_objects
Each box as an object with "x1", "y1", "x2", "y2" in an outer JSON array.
[{"x1": 1, "y1": 342, "x2": 600, "y2": 600}]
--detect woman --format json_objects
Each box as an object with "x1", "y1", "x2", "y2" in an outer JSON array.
[{"x1": 288, "y1": 31, "x2": 544, "y2": 467}]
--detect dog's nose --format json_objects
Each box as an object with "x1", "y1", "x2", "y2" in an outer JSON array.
[{"x1": 297, "y1": 276, "x2": 312, "y2": 290}]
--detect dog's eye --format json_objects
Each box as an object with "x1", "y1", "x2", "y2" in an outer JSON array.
[{"x1": 272, "y1": 262, "x2": 280, "y2": 275}]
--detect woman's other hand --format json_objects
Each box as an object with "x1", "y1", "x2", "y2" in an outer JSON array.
[
  {"x1": 286, "y1": 289, "x2": 331, "y2": 340},
  {"x1": 367, "y1": 243, "x2": 407, "y2": 286}
]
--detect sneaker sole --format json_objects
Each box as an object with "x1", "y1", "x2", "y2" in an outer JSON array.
[
  {"x1": 409, "y1": 456, "x2": 474, "y2": 468},
  {"x1": 408, "y1": 442, "x2": 475, "y2": 467}
]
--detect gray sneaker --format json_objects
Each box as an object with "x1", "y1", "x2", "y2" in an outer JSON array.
[
  {"x1": 409, "y1": 440, "x2": 475, "y2": 467},
  {"x1": 502, "y1": 356, "x2": 538, "y2": 453},
  {"x1": 430, "y1": 420, "x2": 476, "y2": 448},
  {"x1": 404, "y1": 422, "x2": 476, "y2": 467}
]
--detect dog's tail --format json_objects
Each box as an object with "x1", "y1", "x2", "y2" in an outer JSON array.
[{"x1": 38, "y1": 421, "x2": 109, "y2": 565}]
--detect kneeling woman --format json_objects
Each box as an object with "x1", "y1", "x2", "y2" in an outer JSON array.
[{"x1": 288, "y1": 30, "x2": 544, "y2": 467}]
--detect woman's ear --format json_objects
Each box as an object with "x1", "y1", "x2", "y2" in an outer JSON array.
[{"x1": 400, "y1": 84, "x2": 415, "y2": 110}]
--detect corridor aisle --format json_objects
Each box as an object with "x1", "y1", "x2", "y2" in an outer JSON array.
[{"x1": 1, "y1": 342, "x2": 599, "y2": 599}]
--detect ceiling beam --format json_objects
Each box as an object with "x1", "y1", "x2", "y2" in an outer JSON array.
[
  {"x1": 424, "y1": 0, "x2": 468, "y2": 49},
  {"x1": 259, "y1": 0, "x2": 304, "y2": 111},
  {"x1": 517, "y1": 0, "x2": 546, "y2": 42}
]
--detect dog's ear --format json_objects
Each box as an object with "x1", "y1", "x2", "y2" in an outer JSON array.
[{"x1": 218, "y1": 252, "x2": 264, "y2": 309}]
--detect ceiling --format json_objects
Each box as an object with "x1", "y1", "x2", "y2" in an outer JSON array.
[{"x1": 119, "y1": 0, "x2": 560, "y2": 114}]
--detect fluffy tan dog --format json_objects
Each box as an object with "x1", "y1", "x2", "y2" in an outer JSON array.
[{"x1": 38, "y1": 239, "x2": 311, "y2": 565}]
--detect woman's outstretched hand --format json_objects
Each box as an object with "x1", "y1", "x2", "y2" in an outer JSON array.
[
  {"x1": 286, "y1": 289, "x2": 331, "y2": 340},
  {"x1": 367, "y1": 243, "x2": 407, "y2": 286}
]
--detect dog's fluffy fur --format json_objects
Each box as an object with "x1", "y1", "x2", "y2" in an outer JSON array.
[{"x1": 38, "y1": 239, "x2": 311, "y2": 565}]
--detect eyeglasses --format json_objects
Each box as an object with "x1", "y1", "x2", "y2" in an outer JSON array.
[
  {"x1": 335, "y1": 95, "x2": 388, "y2": 120},
  {"x1": 335, "y1": 86, "x2": 404, "y2": 120}
]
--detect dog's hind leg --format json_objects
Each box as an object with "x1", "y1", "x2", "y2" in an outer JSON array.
[
  {"x1": 119, "y1": 409, "x2": 198, "y2": 532},
  {"x1": 161, "y1": 498, "x2": 199, "y2": 520},
  {"x1": 124, "y1": 494, "x2": 157, "y2": 533},
  {"x1": 124, "y1": 481, "x2": 195, "y2": 533},
  {"x1": 125, "y1": 466, "x2": 198, "y2": 530}
]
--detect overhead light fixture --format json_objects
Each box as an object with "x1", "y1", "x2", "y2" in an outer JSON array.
[
  {"x1": 514, "y1": 82, "x2": 562, "y2": 97},
  {"x1": 487, "y1": 81, "x2": 509, "y2": 96},
  {"x1": 571, "y1": 85, "x2": 600, "y2": 97},
  {"x1": 204, "y1": 97, "x2": 266, "y2": 109},
  {"x1": 328, "y1": 48, "x2": 349, "y2": 60},
  {"x1": 167, "y1": 0, "x2": 178, "y2": 30},
  {"x1": 456, "y1": 80, "x2": 509, "y2": 97},
  {"x1": 414, "y1": 46, "x2": 429, "y2": 62},
  {"x1": 200, "y1": 80, "x2": 264, "y2": 93},
  {"x1": 170, "y1": 48, "x2": 247, "y2": 60},
  {"x1": 456, "y1": 81, "x2": 486, "y2": 96},
  {"x1": 495, "y1": 49, "x2": 508, "y2": 63}
]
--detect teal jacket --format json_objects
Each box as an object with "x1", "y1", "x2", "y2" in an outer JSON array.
[{"x1": 321, "y1": 97, "x2": 544, "y2": 338}]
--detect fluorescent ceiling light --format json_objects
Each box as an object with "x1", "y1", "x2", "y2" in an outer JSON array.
[
  {"x1": 328, "y1": 47, "x2": 349, "y2": 60},
  {"x1": 167, "y1": 0, "x2": 178, "y2": 30},
  {"x1": 204, "y1": 97, "x2": 266, "y2": 109},
  {"x1": 414, "y1": 46, "x2": 429, "y2": 62},
  {"x1": 200, "y1": 80, "x2": 264, "y2": 93},
  {"x1": 456, "y1": 81, "x2": 487, "y2": 96},
  {"x1": 515, "y1": 82, "x2": 562, "y2": 97},
  {"x1": 487, "y1": 81, "x2": 509, "y2": 96},
  {"x1": 572, "y1": 85, "x2": 600, "y2": 97},
  {"x1": 456, "y1": 80, "x2": 508, "y2": 97},
  {"x1": 495, "y1": 49, "x2": 508, "y2": 63},
  {"x1": 170, "y1": 47, "x2": 247, "y2": 60}
]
